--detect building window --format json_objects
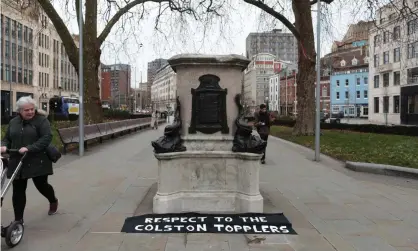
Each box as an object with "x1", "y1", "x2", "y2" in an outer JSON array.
[
  {"x1": 408, "y1": 42, "x2": 417, "y2": 59},
  {"x1": 374, "y1": 97, "x2": 379, "y2": 113},
  {"x1": 383, "y1": 73, "x2": 390, "y2": 87},
  {"x1": 356, "y1": 91, "x2": 360, "y2": 98},
  {"x1": 364, "y1": 77, "x2": 368, "y2": 85},
  {"x1": 12, "y1": 66, "x2": 16, "y2": 82},
  {"x1": 336, "y1": 92, "x2": 340, "y2": 99},
  {"x1": 5, "y1": 41, "x2": 10, "y2": 58},
  {"x1": 408, "y1": 95, "x2": 417, "y2": 114},
  {"x1": 29, "y1": 70, "x2": 33, "y2": 85},
  {"x1": 407, "y1": 19, "x2": 417, "y2": 35},
  {"x1": 18, "y1": 67, "x2": 22, "y2": 83},
  {"x1": 322, "y1": 87, "x2": 327, "y2": 97},
  {"x1": 393, "y1": 26, "x2": 400, "y2": 40},
  {"x1": 374, "y1": 54, "x2": 379, "y2": 67},
  {"x1": 383, "y1": 31, "x2": 390, "y2": 43},
  {"x1": 24, "y1": 69, "x2": 28, "y2": 84},
  {"x1": 393, "y1": 71, "x2": 400, "y2": 86},
  {"x1": 394, "y1": 47, "x2": 400, "y2": 62},
  {"x1": 364, "y1": 90, "x2": 368, "y2": 99},
  {"x1": 345, "y1": 79, "x2": 349, "y2": 86},
  {"x1": 363, "y1": 107, "x2": 369, "y2": 116},
  {"x1": 345, "y1": 91, "x2": 349, "y2": 99},
  {"x1": 393, "y1": 95, "x2": 400, "y2": 113},
  {"x1": 374, "y1": 35, "x2": 380, "y2": 46},
  {"x1": 383, "y1": 96, "x2": 389, "y2": 113},
  {"x1": 356, "y1": 78, "x2": 360, "y2": 85},
  {"x1": 336, "y1": 80, "x2": 340, "y2": 87},
  {"x1": 374, "y1": 75, "x2": 379, "y2": 88},
  {"x1": 383, "y1": 51, "x2": 389, "y2": 64}
]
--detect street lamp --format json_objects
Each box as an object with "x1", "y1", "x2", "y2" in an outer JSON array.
[
  {"x1": 314, "y1": 0, "x2": 321, "y2": 161},
  {"x1": 78, "y1": 0, "x2": 85, "y2": 157}
]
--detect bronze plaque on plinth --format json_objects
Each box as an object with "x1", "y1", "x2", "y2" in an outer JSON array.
[{"x1": 189, "y1": 74, "x2": 229, "y2": 134}]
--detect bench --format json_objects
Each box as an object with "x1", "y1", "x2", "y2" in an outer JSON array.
[{"x1": 57, "y1": 118, "x2": 165, "y2": 154}]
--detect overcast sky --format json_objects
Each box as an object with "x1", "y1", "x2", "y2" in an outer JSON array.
[{"x1": 53, "y1": 0, "x2": 368, "y2": 87}]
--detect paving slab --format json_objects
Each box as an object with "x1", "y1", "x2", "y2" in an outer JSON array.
[{"x1": 1, "y1": 128, "x2": 418, "y2": 251}]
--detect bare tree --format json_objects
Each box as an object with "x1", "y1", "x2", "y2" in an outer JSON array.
[
  {"x1": 35, "y1": 0, "x2": 224, "y2": 123},
  {"x1": 243, "y1": 0, "x2": 335, "y2": 135}
]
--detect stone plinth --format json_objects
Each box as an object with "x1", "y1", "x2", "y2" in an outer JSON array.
[
  {"x1": 153, "y1": 151, "x2": 263, "y2": 214},
  {"x1": 168, "y1": 54, "x2": 250, "y2": 138},
  {"x1": 152, "y1": 54, "x2": 263, "y2": 214}
]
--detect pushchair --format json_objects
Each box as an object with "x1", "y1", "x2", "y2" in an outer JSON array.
[{"x1": 1, "y1": 149, "x2": 27, "y2": 248}]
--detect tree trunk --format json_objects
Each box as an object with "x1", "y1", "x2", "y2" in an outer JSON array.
[
  {"x1": 82, "y1": 0, "x2": 103, "y2": 124},
  {"x1": 292, "y1": 0, "x2": 316, "y2": 136},
  {"x1": 82, "y1": 50, "x2": 103, "y2": 124}
]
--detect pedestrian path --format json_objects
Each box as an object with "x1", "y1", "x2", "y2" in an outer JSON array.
[{"x1": 1, "y1": 127, "x2": 417, "y2": 251}]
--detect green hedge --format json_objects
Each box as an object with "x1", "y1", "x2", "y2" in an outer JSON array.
[
  {"x1": 103, "y1": 109, "x2": 151, "y2": 120},
  {"x1": 272, "y1": 119, "x2": 418, "y2": 137}
]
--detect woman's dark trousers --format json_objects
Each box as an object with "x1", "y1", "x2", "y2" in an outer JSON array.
[{"x1": 12, "y1": 175, "x2": 57, "y2": 221}]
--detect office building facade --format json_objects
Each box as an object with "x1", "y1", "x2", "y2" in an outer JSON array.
[{"x1": 245, "y1": 29, "x2": 298, "y2": 63}]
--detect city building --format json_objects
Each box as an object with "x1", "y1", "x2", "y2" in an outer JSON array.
[
  {"x1": 245, "y1": 29, "x2": 298, "y2": 63},
  {"x1": 147, "y1": 58, "x2": 167, "y2": 85},
  {"x1": 279, "y1": 71, "x2": 297, "y2": 115},
  {"x1": 243, "y1": 53, "x2": 284, "y2": 113},
  {"x1": 1, "y1": 1, "x2": 93, "y2": 117},
  {"x1": 150, "y1": 64, "x2": 176, "y2": 112},
  {"x1": 268, "y1": 63, "x2": 298, "y2": 113},
  {"x1": 101, "y1": 63, "x2": 111, "y2": 102},
  {"x1": 1, "y1": 1, "x2": 38, "y2": 117},
  {"x1": 105, "y1": 63, "x2": 131, "y2": 108},
  {"x1": 369, "y1": 0, "x2": 418, "y2": 125},
  {"x1": 325, "y1": 20, "x2": 373, "y2": 118},
  {"x1": 132, "y1": 82, "x2": 149, "y2": 111},
  {"x1": 147, "y1": 58, "x2": 167, "y2": 110},
  {"x1": 317, "y1": 76, "x2": 331, "y2": 114}
]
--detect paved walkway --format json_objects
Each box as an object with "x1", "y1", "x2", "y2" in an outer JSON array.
[{"x1": 1, "y1": 127, "x2": 418, "y2": 251}]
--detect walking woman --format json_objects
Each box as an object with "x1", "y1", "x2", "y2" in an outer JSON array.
[{"x1": 1, "y1": 96, "x2": 58, "y2": 225}]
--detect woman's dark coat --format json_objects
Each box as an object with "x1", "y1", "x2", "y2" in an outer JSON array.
[{"x1": 1, "y1": 110, "x2": 53, "y2": 179}]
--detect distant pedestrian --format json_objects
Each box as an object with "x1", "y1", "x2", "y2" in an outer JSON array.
[
  {"x1": 151, "y1": 110, "x2": 159, "y2": 130},
  {"x1": 254, "y1": 104, "x2": 275, "y2": 164}
]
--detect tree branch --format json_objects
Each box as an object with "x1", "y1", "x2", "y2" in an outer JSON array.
[
  {"x1": 37, "y1": 0, "x2": 79, "y2": 73},
  {"x1": 243, "y1": 0, "x2": 301, "y2": 41},
  {"x1": 98, "y1": 0, "x2": 157, "y2": 45},
  {"x1": 310, "y1": 0, "x2": 334, "y2": 5}
]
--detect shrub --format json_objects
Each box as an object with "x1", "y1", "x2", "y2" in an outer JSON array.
[
  {"x1": 271, "y1": 118, "x2": 418, "y2": 137},
  {"x1": 103, "y1": 109, "x2": 131, "y2": 119}
]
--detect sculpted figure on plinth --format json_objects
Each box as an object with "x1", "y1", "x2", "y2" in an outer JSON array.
[
  {"x1": 232, "y1": 94, "x2": 266, "y2": 154},
  {"x1": 151, "y1": 96, "x2": 187, "y2": 153}
]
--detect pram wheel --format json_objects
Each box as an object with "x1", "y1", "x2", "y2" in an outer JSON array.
[{"x1": 4, "y1": 221, "x2": 24, "y2": 248}]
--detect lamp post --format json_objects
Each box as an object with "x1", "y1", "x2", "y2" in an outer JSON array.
[
  {"x1": 314, "y1": 0, "x2": 322, "y2": 161},
  {"x1": 78, "y1": 0, "x2": 85, "y2": 157}
]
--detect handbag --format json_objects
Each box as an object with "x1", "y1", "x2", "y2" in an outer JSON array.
[
  {"x1": 34, "y1": 124, "x2": 62, "y2": 163},
  {"x1": 45, "y1": 145, "x2": 62, "y2": 163}
]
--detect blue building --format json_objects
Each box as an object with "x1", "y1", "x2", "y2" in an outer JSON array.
[
  {"x1": 329, "y1": 52, "x2": 370, "y2": 118},
  {"x1": 331, "y1": 66, "x2": 369, "y2": 117}
]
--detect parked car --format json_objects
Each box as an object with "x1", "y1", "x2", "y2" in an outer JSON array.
[{"x1": 326, "y1": 113, "x2": 341, "y2": 124}]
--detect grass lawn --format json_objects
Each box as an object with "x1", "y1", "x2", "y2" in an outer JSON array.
[{"x1": 270, "y1": 126, "x2": 418, "y2": 169}]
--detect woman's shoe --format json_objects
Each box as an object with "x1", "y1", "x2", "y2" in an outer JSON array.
[{"x1": 48, "y1": 200, "x2": 58, "y2": 215}]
